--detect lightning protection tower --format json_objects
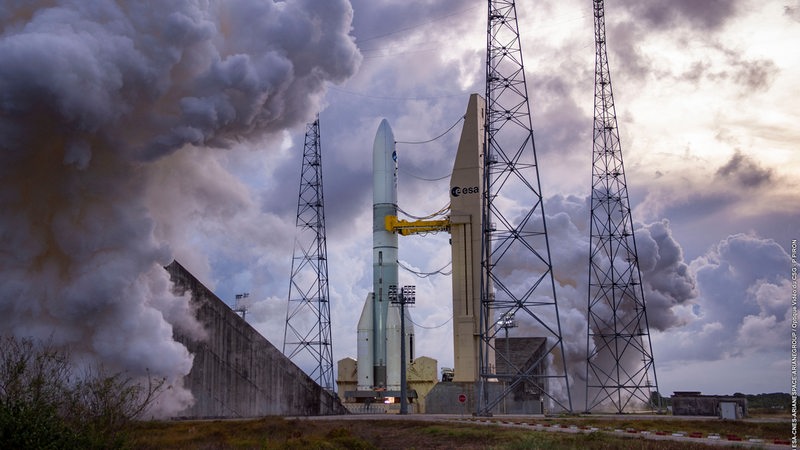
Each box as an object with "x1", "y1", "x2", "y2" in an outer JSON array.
[
  {"x1": 478, "y1": 0, "x2": 572, "y2": 414},
  {"x1": 585, "y1": 0, "x2": 659, "y2": 413},
  {"x1": 283, "y1": 116, "x2": 335, "y2": 391}
]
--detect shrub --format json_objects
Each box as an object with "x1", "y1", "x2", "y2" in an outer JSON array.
[{"x1": 0, "y1": 336, "x2": 164, "y2": 449}]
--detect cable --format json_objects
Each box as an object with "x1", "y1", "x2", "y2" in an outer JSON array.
[
  {"x1": 398, "y1": 167, "x2": 450, "y2": 182},
  {"x1": 357, "y1": 5, "x2": 481, "y2": 45},
  {"x1": 397, "y1": 204, "x2": 450, "y2": 220},
  {"x1": 408, "y1": 315, "x2": 453, "y2": 330},
  {"x1": 395, "y1": 115, "x2": 464, "y2": 144},
  {"x1": 399, "y1": 260, "x2": 452, "y2": 278}
]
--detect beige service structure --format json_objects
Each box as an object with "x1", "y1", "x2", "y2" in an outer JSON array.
[{"x1": 448, "y1": 93, "x2": 492, "y2": 383}]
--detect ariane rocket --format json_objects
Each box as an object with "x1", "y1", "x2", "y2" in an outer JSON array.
[{"x1": 357, "y1": 119, "x2": 414, "y2": 391}]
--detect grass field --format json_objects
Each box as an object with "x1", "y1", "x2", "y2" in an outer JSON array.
[{"x1": 130, "y1": 415, "x2": 791, "y2": 449}]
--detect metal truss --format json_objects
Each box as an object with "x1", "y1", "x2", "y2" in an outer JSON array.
[
  {"x1": 585, "y1": 0, "x2": 659, "y2": 413},
  {"x1": 283, "y1": 116, "x2": 335, "y2": 391},
  {"x1": 478, "y1": 0, "x2": 572, "y2": 415}
]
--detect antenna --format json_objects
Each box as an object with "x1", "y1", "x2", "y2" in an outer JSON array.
[
  {"x1": 585, "y1": 0, "x2": 660, "y2": 413},
  {"x1": 478, "y1": 0, "x2": 573, "y2": 415},
  {"x1": 283, "y1": 115, "x2": 335, "y2": 391}
]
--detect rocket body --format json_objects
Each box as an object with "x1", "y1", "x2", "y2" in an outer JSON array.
[
  {"x1": 370, "y1": 119, "x2": 398, "y2": 389},
  {"x1": 356, "y1": 118, "x2": 415, "y2": 392}
]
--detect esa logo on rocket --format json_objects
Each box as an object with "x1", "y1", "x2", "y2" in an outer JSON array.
[{"x1": 451, "y1": 186, "x2": 479, "y2": 197}]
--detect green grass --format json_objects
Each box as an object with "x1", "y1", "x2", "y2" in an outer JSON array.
[
  {"x1": 419, "y1": 423, "x2": 499, "y2": 440},
  {"x1": 129, "y1": 417, "x2": 775, "y2": 449},
  {"x1": 132, "y1": 418, "x2": 379, "y2": 449}
]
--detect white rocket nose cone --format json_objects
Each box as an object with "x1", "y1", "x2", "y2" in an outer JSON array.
[
  {"x1": 373, "y1": 119, "x2": 397, "y2": 206},
  {"x1": 374, "y1": 119, "x2": 394, "y2": 152}
]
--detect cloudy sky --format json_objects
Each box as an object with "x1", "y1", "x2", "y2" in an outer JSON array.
[{"x1": 1, "y1": 0, "x2": 797, "y2": 413}]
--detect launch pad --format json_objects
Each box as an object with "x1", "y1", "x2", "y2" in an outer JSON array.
[{"x1": 337, "y1": 94, "x2": 551, "y2": 414}]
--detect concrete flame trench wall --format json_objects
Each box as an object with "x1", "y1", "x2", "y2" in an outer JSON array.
[{"x1": 167, "y1": 260, "x2": 347, "y2": 418}]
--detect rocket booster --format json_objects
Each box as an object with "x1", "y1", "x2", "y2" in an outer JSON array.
[
  {"x1": 371, "y1": 119, "x2": 398, "y2": 388},
  {"x1": 356, "y1": 292, "x2": 373, "y2": 390}
]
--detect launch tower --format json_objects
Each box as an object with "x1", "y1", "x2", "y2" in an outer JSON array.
[
  {"x1": 479, "y1": 0, "x2": 572, "y2": 414},
  {"x1": 585, "y1": 0, "x2": 660, "y2": 413},
  {"x1": 283, "y1": 116, "x2": 335, "y2": 391}
]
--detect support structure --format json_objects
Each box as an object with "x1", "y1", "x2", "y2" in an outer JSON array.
[
  {"x1": 585, "y1": 0, "x2": 659, "y2": 413},
  {"x1": 385, "y1": 215, "x2": 450, "y2": 236},
  {"x1": 283, "y1": 116, "x2": 335, "y2": 392},
  {"x1": 479, "y1": 0, "x2": 572, "y2": 414}
]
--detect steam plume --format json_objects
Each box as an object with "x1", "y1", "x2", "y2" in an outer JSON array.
[{"x1": 0, "y1": 0, "x2": 360, "y2": 415}]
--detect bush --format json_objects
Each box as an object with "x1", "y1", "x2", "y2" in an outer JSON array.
[{"x1": 0, "y1": 336, "x2": 164, "y2": 449}]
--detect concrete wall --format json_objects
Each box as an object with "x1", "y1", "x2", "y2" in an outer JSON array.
[
  {"x1": 167, "y1": 260, "x2": 347, "y2": 418},
  {"x1": 425, "y1": 382, "x2": 477, "y2": 414},
  {"x1": 494, "y1": 338, "x2": 547, "y2": 376},
  {"x1": 671, "y1": 393, "x2": 748, "y2": 417},
  {"x1": 425, "y1": 381, "x2": 544, "y2": 415}
]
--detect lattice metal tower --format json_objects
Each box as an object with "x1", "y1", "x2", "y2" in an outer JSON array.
[
  {"x1": 478, "y1": 0, "x2": 572, "y2": 415},
  {"x1": 283, "y1": 116, "x2": 335, "y2": 391},
  {"x1": 585, "y1": 0, "x2": 659, "y2": 413}
]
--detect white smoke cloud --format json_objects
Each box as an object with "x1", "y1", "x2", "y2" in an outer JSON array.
[
  {"x1": 652, "y1": 233, "x2": 791, "y2": 393},
  {"x1": 0, "y1": 0, "x2": 360, "y2": 416},
  {"x1": 554, "y1": 200, "x2": 696, "y2": 410},
  {"x1": 463, "y1": 194, "x2": 697, "y2": 410},
  {"x1": 635, "y1": 220, "x2": 698, "y2": 330}
]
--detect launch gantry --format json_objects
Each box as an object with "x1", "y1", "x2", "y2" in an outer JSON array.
[
  {"x1": 478, "y1": 0, "x2": 573, "y2": 414},
  {"x1": 283, "y1": 116, "x2": 335, "y2": 392},
  {"x1": 585, "y1": 0, "x2": 660, "y2": 413}
]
